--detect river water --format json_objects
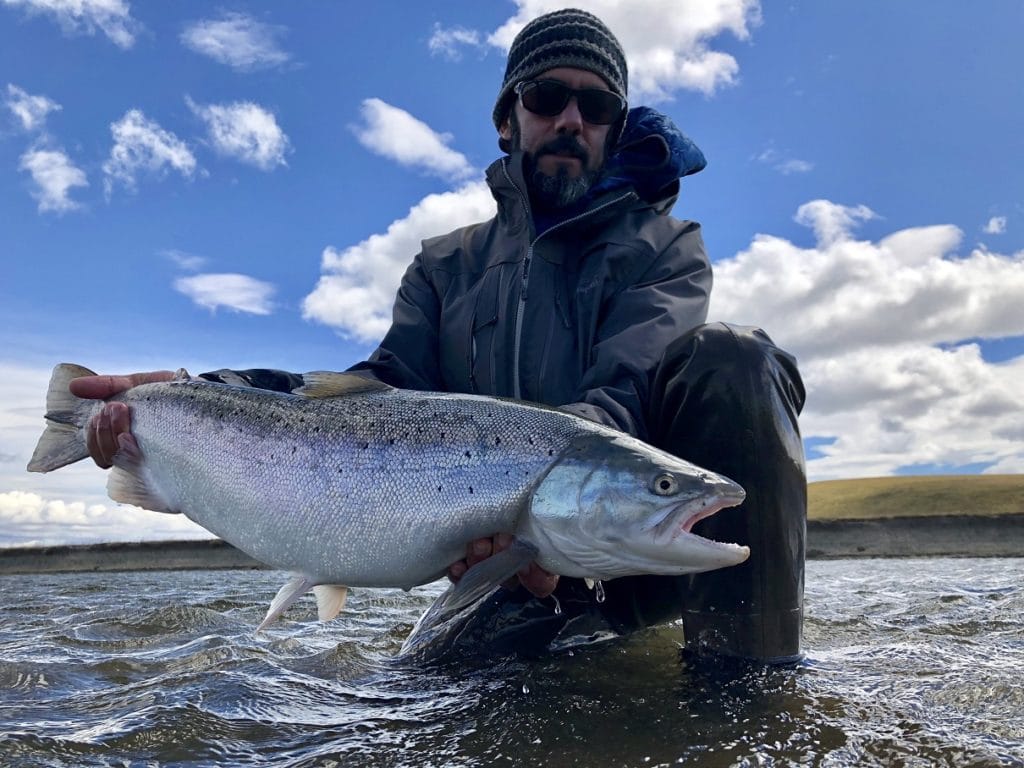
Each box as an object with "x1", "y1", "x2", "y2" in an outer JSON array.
[{"x1": 1, "y1": 558, "x2": 1022, "y2": 767}]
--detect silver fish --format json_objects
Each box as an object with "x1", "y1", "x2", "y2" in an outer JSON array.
[{"x1": 28, "y1": 363, "x2": 748, "y2": 631}]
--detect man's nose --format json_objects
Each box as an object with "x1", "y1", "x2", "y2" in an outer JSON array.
[{"x1": 553, "y1": 96, "x2": 584, "y2": 133}]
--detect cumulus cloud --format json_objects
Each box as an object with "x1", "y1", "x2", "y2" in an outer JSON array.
[
  {"x1": 352, "y1": 99, "x2": 476, "y2": 183},
  {"x1": 102, "y1": 109, "x2": 197, "y2": 195},
  {"x1": 436, "y1": 0, "x2": 761, "y2": 100},
  {"x1": 1, "y1": 0, "x2": 138, "y2": 48},
  {"x1": 174, "y1": 273, "x2": 275, "y2": 315},
  {"x1": 428, "y1": 23, "x2": 484, "y2": 60},
  {"x1": 983, "y1": 216, "x2": 1007, "y2": 235},
  {"x1": 4, "y1": 83, "x2": 61, "y2": 131},
  {"x1": 756, "y1": 147, "x2": 813, "y2": 176},
  {"x1": 180, "y1": 11, "x2": 289, "y2": 71},
  {"x1": 302, "y1": 182, "x2": 496, "y2": 343},
  {"x1": 161, "y1": 249, "x2": 206, "y2": 271},
  {"x1": 18, "y1": 146, "x2": 88, "y2": 213},
  {"x1": 709, "y1": 199, "x2": 1024, "y2": 479},
  {"x1": 187, "y1": 97, "x2": 290, "y2": 170},
  {"x1": 0, "y1": 491, "x2": 211, "y2": 546}
]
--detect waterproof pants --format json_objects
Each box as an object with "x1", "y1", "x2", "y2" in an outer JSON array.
[{"x1": 405, "y1": 323, "x2": 808, "y2": 664}]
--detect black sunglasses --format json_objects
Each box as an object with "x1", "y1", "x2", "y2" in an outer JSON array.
[{"x1": 514, "y1": 80, "x2": 626, "y2": 125}]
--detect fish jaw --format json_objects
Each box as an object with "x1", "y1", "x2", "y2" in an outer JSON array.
[{"x1": 524, "y1": 433, "x2": 750, "y2": 581}]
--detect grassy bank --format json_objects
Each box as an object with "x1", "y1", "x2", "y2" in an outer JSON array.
[{"x1": 808, "y1": 474, "x2": 1024, "y2": 520}]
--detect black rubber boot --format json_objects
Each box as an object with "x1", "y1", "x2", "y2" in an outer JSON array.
[{"x1": 647, "y1": 323, "x2": 807, "y2": 664}]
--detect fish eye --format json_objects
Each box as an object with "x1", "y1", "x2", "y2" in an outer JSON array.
[{"x1": 652, "y1": 473, "x2": 679, "y2": 496}]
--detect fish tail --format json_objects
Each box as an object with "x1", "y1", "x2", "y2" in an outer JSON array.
[{"x1": 26, "y1": 363, "x2": 98, "y2": 473}]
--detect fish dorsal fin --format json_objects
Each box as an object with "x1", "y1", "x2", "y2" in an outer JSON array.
[{"x1": 294, "y1": 372, "x2": 392, "y2": 399}]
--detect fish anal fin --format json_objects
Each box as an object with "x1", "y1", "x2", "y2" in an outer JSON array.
[
  {"x1": 295, "y1": 372, "x2": 392, "y2": 399},
  {"x1": 106, "y1": 438, "x2": 176, "y2": 514},
  {"x1": 313, "y1": 585, "x2": 349, "y2": 622},
  {"x1": 258, "y1": 574, "x2": 316, "y2": 632}
]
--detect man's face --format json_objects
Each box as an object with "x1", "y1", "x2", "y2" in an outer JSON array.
[{"x1": 500, "y1": 67, "x2": 615, "y2": 210}]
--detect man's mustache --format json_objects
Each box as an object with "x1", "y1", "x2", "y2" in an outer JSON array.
[{"x1": 535, "y1": 135, "x2": 589, "y2": 164}]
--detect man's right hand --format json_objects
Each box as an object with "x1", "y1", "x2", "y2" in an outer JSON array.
[{"x1": 69, "y1": 372, "x2": 175, "y2": 468}]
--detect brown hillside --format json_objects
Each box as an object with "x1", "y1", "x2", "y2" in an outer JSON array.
[{"x1": 807, "y1": 474, "x2": 1024, "y2": 520}]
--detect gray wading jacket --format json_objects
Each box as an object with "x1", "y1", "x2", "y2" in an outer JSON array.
[{"x1": 349, "y1": 108, "x2": 711, "y2": 441}]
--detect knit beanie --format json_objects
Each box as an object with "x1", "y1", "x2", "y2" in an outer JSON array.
[{"x1": 492, "y1": 8, "x2": 628, "y2": 132}]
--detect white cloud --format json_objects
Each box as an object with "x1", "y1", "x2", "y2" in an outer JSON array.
[
  {"x1": 102, "y1": 109, "x2": 197, "y2": 195},
  {"x1": 161, "y1": 249, "x2": 206, "y2": 271},
  {"x1": 302, "y1": 182, "x2": 497, "y2": 343},
  {"x1": 186, "y1": 97, "x2": 290, "y2": 170},
  {"x1": 708, "y1": 199, "x2": 1024, "y2": 479},
  {"x1": 18, "y1": 146, "x2": 88, "y2": 213},
  {"x1": 1, "y1": 0, "x2": 138, "y2": 48},
  {"x1": 0, "y1": 491, "x2": 210, "y2": 546},
  {"x1": 180, "y1": 11, "x2": 289, "y2": 71},
  {"x1": 756, "y1": 147, "x2": 813, "y2": 175},
  {"x1": 174, "y1": 273, "x2": 275, "y2": 315},
  {"x1": 483, "y1": 0, "x2": 761, "y2": 100},
  {"x1": 352, "y1": 99, "x2": 476, "y2": 182},
  {"x1": 428, "y1": 23, "x2": 484, "y2": 60},
  {"x1": 983, "y1": 216, "x2": 1007, "y2": 235},
  {"x1": 4, "y1": 83, "x2": 61, "y2": 132}
]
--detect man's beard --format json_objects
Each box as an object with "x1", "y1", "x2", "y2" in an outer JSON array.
[{"x1": 510, "y1": 118, "x2": 601, "y2": 211}]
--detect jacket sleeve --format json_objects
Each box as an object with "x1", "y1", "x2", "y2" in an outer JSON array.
[
  {"x1": 345, "y1": 252, "x2": 445, "y2": 391},
  {"x1": 560, "y1": 221, "x2": 711, "y2": 440}
]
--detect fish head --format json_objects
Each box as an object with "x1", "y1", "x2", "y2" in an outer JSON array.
[{"x1": 524, "y1": 433, "x2": 749, "y2": 581}]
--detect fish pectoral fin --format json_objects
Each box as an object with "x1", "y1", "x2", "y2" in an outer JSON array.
[
  {"x1": 445, "y1": 537, "x2": 540, "y2": 616},
  {"x1": 294, "y1": 372, "x2": 393, "y2": 398},
  {"x1": 257, "y1": 574, "x2": 317, "y2": 632},
  {"x1": 313, "y1": 585, "x2": 349, "y2": 622}
]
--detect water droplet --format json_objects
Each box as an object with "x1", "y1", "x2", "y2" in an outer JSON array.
[
  {"x1": 551, "y1": 594, "x2": 562, "y2": 615},
  {"x1": 522, "y1": 683, "x2": 530, "y2": 694},
  {"x1": 595, "y1": 580, "x2": 606, "y2": 604}
]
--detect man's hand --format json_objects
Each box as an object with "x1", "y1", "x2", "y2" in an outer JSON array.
[
  {"x1": 69, "y1": 371, "x2": 175, "y2": 469},
  {"x1": 447, "y1": 533, "x2": 559, "y2": 598}
]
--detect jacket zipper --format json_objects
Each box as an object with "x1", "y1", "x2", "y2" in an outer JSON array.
[{"x1": 501, "y1": 159, "x2": 633, "y2": 399}]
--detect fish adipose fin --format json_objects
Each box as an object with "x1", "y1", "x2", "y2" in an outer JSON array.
[
  {"x1": 258, "y1": 575, "x2": 349, "y2": 632},
  {"x1": 295, "y1": 372, "x2": 393, "y2": 399},
  {"x1": 27, "y1": 363, "x2": 98, "y2": 473}
]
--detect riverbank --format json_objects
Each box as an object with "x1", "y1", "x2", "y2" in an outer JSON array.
[
  {"x1": 2, "y1": 514, "x2": 1022, "y2": 574},
  {"x1": 4, "y1": 475, "x2": 1021, "y2": 574}
]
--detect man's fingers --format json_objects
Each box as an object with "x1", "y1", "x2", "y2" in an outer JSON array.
[
  {"x1": 70, "y1": 371, "x2": 174, "y2": 400},
  {"x1": 465, "y1": 537, "x2": 493, "y2": 567},
  {"x1": 520, "y1": 562, "x2": 559, "y2": 598}
]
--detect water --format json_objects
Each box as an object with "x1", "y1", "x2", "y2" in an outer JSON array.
[{"x1": 1, "y1": 558, "x2": 1022, "y2": 767}]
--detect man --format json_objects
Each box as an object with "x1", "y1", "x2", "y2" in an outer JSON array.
[{"x1": 75, "y1": 9, "x2": 807, "y2": 664}]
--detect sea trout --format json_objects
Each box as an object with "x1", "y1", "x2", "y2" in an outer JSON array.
[{"x1": 28, "y1": 364, "x2": 748, "y2": 631}]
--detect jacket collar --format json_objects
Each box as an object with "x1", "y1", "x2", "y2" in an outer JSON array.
[{"x1": 485, "y1": 107, "x2": 705, "y2": 235}]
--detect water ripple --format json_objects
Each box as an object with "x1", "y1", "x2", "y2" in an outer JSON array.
[{"x1": 0, "y1": 561, "x2": 1022, "y2": 766}]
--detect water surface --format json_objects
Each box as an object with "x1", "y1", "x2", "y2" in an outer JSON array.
[{"x1": 1, "y1": 558, "x2": 1021, "y2": 766}]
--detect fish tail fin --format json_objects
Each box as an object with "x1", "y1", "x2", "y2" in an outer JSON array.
[{"x1": 27, "y1": 363, "x2": 98, "y2": 473}]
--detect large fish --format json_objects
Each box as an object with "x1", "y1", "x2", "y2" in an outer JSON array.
[{"x1": 28, "y1": 363, "x2": 749, "y2": 632}]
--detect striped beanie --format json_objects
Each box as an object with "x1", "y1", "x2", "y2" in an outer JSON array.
[{"x1": 492, "y1": 8, "x2": 628, "y2": 131}]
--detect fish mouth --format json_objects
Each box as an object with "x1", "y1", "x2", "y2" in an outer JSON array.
[{"x1": 650, "y1": 490, "x2": 745, "y2": 547}]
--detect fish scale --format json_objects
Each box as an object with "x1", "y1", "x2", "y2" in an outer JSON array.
[{"x1": 29, "y1": 363, "x2": 750, "y2": 632}]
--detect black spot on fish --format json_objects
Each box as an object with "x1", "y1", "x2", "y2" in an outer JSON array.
[
  {"x1": 469, "y1": 486, "x2": 473, "y2": 494},
  {"x1": 464, "y1": 450, "x2": 471, "y2": 459},
  {"x1": 495, "y1": 436, "x2": 501, "y2": 445}
]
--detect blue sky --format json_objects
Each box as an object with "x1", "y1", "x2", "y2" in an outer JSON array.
[{"x1": 1, "y1": 0, "x2": 1022, "y2": 546}]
